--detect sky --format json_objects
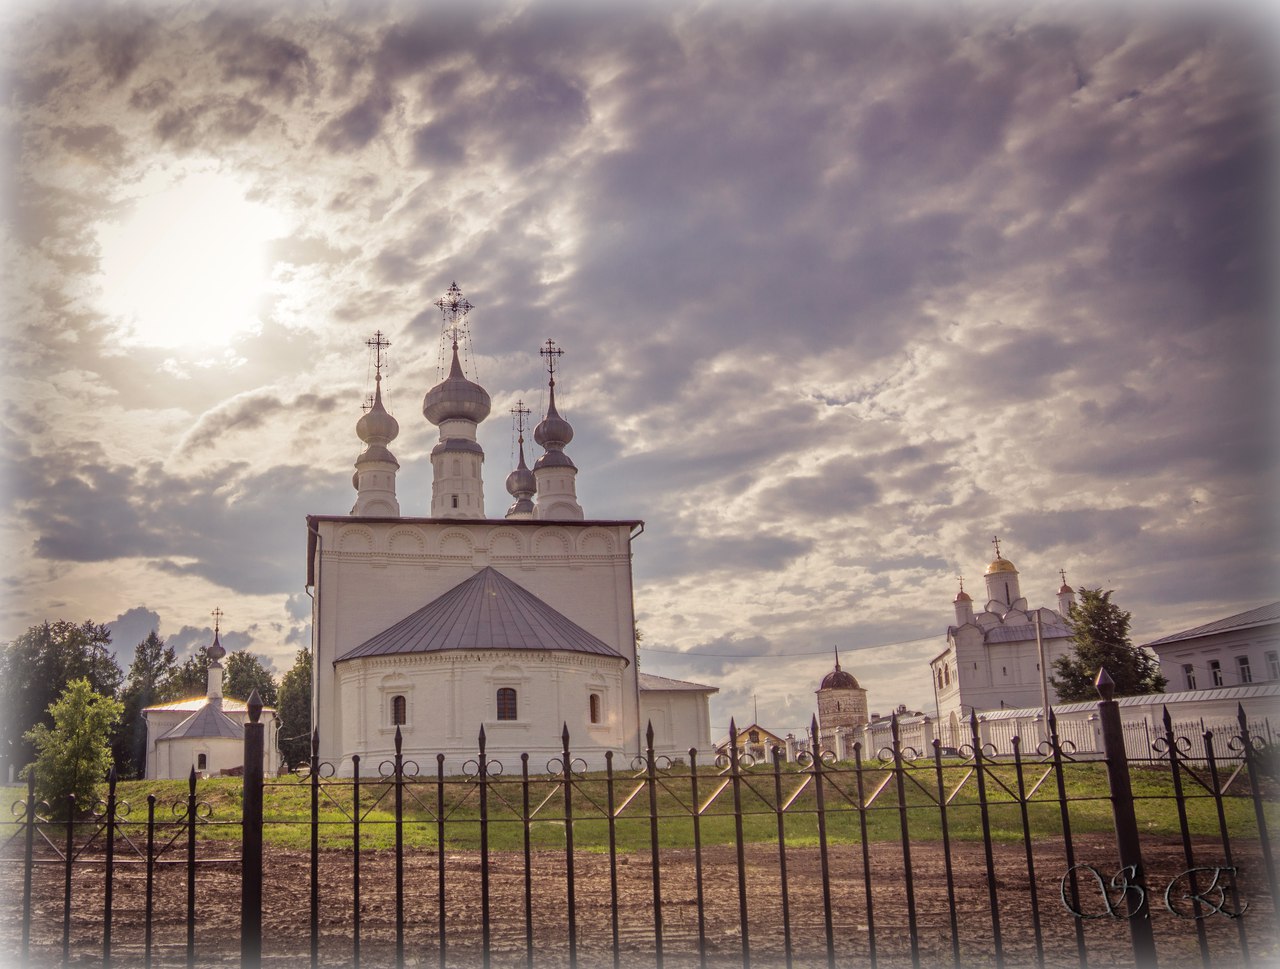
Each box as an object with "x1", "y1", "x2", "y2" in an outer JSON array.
[{"x1": 2, "y1": 0, "x2": 1276, "y2": 741}]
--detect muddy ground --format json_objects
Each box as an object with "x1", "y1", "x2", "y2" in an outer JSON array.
[{"x1": 4, "y1": 836, "x2": 1274, "y2": 968}]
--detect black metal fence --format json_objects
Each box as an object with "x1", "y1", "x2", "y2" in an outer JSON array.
[{"x1": 4, "y1": 680, "x2": 1277, "y2": 969}]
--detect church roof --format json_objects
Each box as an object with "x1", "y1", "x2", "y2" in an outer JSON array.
[
  {"x1": 145, "y1": 697, "x2": 255, "y2": 713},
  {"x1": 159, "y1": 701, "x2": 243, "y2": 741},
  {"x1": 1142, "y1": 602, "x2": 1280, "y2": 648},
  {"x1": 337, "y1": 566, "x2": 627, "y2": 662},
  {"x1": 983, "y1": 620, "x2": 1071, "y2": 643},
  {"x1": 638, "y1": 672, "x2": 718, "y2": 693}
]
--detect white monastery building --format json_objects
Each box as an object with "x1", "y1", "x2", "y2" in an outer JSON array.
[
  {"x1": 930, "y1": 539, "x2": 1077, "y2": 746},
  {"x1": 308, "y1": 284, "x2": 716, "y2": 773},
  {"x1": 142, "y1": 626, "x2": 280, "y2": 779},
  {"x1": 1143, "y1": 601, "x2": 1280, "y2": 692}
]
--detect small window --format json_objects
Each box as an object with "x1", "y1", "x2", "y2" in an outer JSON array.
[
  {"x1": 944, "y1": 666, "x2": 950, "y2": 686},
  {"x1": 197, "y1": 753, "x2": 207, "y2": 771},
  {"x1": 748, "y1": 730, "x2": 760, "y2": 744},
  {"x1": 589, "y1": 693, "x2": 601, "y2": 724},
  {"x1": 1236, "y1": 655, "x2": 1252, "y2": 684},
  {"x1": 1209, "y1": 660, "x2": 1223, "y2": 686},
  {"x1": 1267, "y1": 651, "x2": 1280, "y2": 681},
  {"x1": 1001, "y1": 666, "x2": 1007, "y2": 676},
  {"x1": 497, "y1": 688, "x2": 518, "y2": 721},
  {"x1": 1183, "y1": 664, "x2": 1197, "y2": 690},
  {"x1": 391, "y1": 694, "x2": 407, "y2": 726},
  {"x1": 451, "y1": 495, "x2": 459, "y2": 509}
]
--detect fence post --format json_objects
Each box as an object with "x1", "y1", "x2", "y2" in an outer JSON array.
[
  {"x1": 241, "y1": 689, "x2": 265, "y2": 968},
  {"x1": 1095, "y1": 669, "x2": 1157, "y2": 968}
]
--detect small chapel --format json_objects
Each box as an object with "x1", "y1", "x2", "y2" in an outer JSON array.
[{"x1": 307, "y1": 284, "x2": 716, "y2": 773}]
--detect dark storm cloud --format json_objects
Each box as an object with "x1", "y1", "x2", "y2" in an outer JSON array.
[
  {"x1": 92, "y1": 11, "x2": 156, "y2": 86},
  {"x1": 1003, "y1": 507, "x2": 1155, "y2": 556},
  {"x1": 49, "y1": 125, "x2": 128, "y2": 167},
  {"x1": 154, "y1": 94, "x2": 277, "y2": 146},
  {"x1": 318, "y1": 82, "x2": 395, "y2": 151},
  {"x1": 181, "y1": 391, "x2": 343, "y2": 454},
  {"x1": 107, "y1": 606, "x2": 162, "y2": 669},
  {"x1": 207, "y1": 19, "x2": 317, "y2": 104},
  {"x1": 758, "y1": 460, "x2": 881, "y2": 520}
]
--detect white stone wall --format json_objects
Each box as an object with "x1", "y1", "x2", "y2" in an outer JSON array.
[
  {"x1": 143, "y1": 707, "x2": 280, "y2": 779},
  {"x1": 638, "y1": 689, "x2": 715, "y2": 764},
  {"x1": 1151, "y1": 623, "x2": 1280, "y2": 691},
  {"x1": 311, "y1": 518, "x2": 641, "y2": 769}
]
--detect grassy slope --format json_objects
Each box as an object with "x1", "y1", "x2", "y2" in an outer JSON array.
[{"x1": 5, "y1": 758, "x2": 1273, "y2": 853}]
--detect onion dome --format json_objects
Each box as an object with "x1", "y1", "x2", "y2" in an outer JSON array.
[
  {"x1": 533, "y1": 383, "x2": 575, "y2": 469},
  {"x1": 357, "y1": 379, "x2": 399, "y2": 446},
  {"x1": 506, "y1": 439, "x2": 536, "y2": 500},
  {"x1": 985, "y1": 555, "x2": 1018, "y2": 575},
  {"x1": 423, "y1": 344, "x2": 491, "y2": 425},
  {"x1": 206, "y1": 630, "x2": 226, "y2": 663}
]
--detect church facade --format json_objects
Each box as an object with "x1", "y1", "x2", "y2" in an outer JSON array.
[
  {"x1": 308, "y1": 285, "x2": 715, "y2": 773},
  {"x1": 930, "y1": 541, "x2": 1077, "y2": 746}
]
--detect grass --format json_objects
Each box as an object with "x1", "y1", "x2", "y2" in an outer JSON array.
[{"x1": 4, "y1": 756, "x2": 1274, "y2": 853}]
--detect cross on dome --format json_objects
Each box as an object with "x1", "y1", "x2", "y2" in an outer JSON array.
[
  {"x1": 991, "y1": 534, "x2": 1003, "y2": 558},
  {"x1": 540, "y1": 338, "x2": 564, "y2": 386},
  {"x1": 511, "y1": 400, "x2": 531, "y2": 441},
  {"x1": 366, "y1": 329, "x2": 390, "y2": 379},
  {"x1": 211, "y1": 607, "x2": 223, "y2": 634},
  {"x1": 435, "y1": 282, "x2": 474, "y2": 346},
  {"x1": 1059, "y1": 568, "x2": 1068, "y2": 586}
]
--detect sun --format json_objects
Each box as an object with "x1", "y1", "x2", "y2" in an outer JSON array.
[{"x1": 96, "y1": 170, "x2": 288, "y2": 349}]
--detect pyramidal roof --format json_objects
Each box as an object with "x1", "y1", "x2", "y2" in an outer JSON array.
[
  {"x1": 338, "y1": 566, "x2": 626, "y2": 662},
  {"x1": 160, "y1": 701, "x2": 243, "y2": 741}
]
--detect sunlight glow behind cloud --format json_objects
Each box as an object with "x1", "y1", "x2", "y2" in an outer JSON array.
[{"x1": 96, "y1": 171, "x2": 287, "y2": 349}]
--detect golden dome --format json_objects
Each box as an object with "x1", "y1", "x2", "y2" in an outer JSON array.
[{"x1": 985, "y1": 556, "x2": 1018, "y2": 575}]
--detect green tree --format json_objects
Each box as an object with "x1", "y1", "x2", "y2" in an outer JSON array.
[
  {"x1": 113, "y1": 631, "x2": 179, "y2": 778},
  {"x1": 0, "y1": 621, "x2": 122, "y2": 775},
  {"x1": 1051, "y1": 587, "x2": 1167, "y2": 701},
  {"x1": 275, "y1": 648, "x2": 312, "y2": 769},
  {"x1": 224, "y1": 650, "x2": 278, "y2": 706},
  {"x1": 24, "y1": 678, "x2": 124, "y2": 819},
  {"x1": 169, "y1": 648, "x2": 212, "y2": 699}
]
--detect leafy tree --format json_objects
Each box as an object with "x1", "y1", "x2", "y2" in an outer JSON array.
[
  {"x1": 275, "y1": 648, "x2": 312, "y2": 769},
  {"x1": 1051, "y1": 588, "x2": 1166, "y2": 701},
  {"x1": 0, "y1": 621, "x2": 122, "y2": 775},
  {"x1": 224, "y1": 650, "x2": 278, "y2": 706},
  {"x1": 169, "y1": 648, "x2": 212, "y2": 699},
  {"x1": 113, "y1": 631, "x2": 179, "y2": 778},
  {"x1": 24, "y1": 678, "x2": 124, "y2": 820}
]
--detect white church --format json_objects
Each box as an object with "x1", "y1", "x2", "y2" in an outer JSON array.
[{"x1": 307, "y1": 284, "x2": 716, "y2": 773}]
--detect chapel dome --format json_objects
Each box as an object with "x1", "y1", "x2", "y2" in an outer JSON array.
[
  {"x1": 955, "y1": 589, "x2": 972, "y2": 602},
  {"x1": 533, "y1": 402, "x2": 573, "y2": 449},
  {"x1": 985, "y1": 556, "x2": 1018, "y2": 575},
  {"x1": 206, "y1": 631, "x2": 226, "y2": 663},
  {"x1": 423, "y1": 347, "x2": 492, "y2": 425},
  {"x1": 820, "y1": 667, "x2": 859, "y2": 690},
  {"x1": 357, "y1": 392, "x2": 399, "y2": 445},
  {"x1": 506, "y1": 464, "x2": 536, "y2": 496}
]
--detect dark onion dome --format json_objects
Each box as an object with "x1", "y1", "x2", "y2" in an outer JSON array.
[
  {"x1": 356, "y1": 381, "x2": 399, "y2": 445},
  {"x1": 506, "y1": 440, "x2": 536, "y2": 498},
  {"x1": 533, "y1": 384, "x2": 573, "y2": 450},
  {"x1": 423, "y1": 345, "x2": 491, "y2": 425},
  {"x1": 206, "y1": 630, "x2": 226, "y2": 663},
  {"x1": 820, "y1": 666, "x2": 859, "y2": 690}
]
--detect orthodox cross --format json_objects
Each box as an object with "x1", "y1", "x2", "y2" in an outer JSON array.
[
  {"x1": 211, "y1": 607, "x2": 224, "y2": 634},
  {"x1": 511, "y1": 400, "x2": 531, "y2": 441},
  {"x1": 1059, "y1": 568, "x2": 1068, "y2": 586},
  {"x1": 366, "y1": 329, "x2": 390, "y2": 378},
  {"x1": 435, "y1": 282, "x2": 474, "y2": 345},
  {"x1": 957, "y1": 575, "x2": 965, "y2": 595},
  {"x1": 362, "y1": 393, "x2": 375, "y2": 414},
  {"x1": 540, "y1": 338, "x2": 564, "y2": 387},
  {"x1": 991, "y1": 535, "x2": 1003, "y2": 558}
]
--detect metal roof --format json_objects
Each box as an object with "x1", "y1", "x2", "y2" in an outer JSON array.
[
  {"x1": 975, "y1": 681, "x2": 1280, "y2": 721},
  {"x1": 337, "y1": 566, "x2": 626, "y2": 662},
  {"x1": 1143, "y1": 602, "x2": 1280, "y2": 648},
  {"x1": 144, "y1": 697, "x2": 262, "y2": 713},
  {"x1": 983, "y1": 621, "x2": 1070, "y2": 644},
  {"x1": 638, "y1": 672, "x2": 718, "y2": 693},
  {"x1": 158, "y1": 700, "x2": 243, "y2": 741}
]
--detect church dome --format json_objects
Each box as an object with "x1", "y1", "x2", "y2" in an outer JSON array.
[
  {"x1": 506, "y1": 458, "x2": 536, "y2": 497},
  {"x1": 206, "y1": 631, "x2": 226, "y2": 663},
  {"x1": 423, "y1": 347, "x2": 491, "y2": 425},
  {"x1": 985, "y1": 556, "x2": 1018, "y2": 575},
  {"x1": 533, "y1": 391, "x2": 573, "y2": 450},
  {"x1": 357, "y1": 385, "x2": 399, "y2": 445},
  {"x1": 820, "y1": 667, "x2": 859, "y2": 690},
  {"x1": 954, "y1": 588, "x2": 972, "y2": 602}
]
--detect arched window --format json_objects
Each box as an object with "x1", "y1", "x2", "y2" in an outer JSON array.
[
  {"x1": 496, "y1": 688, "x2": 518, "y2": 721},
  {"x1": 391, "y1": 694, "x2": 407, "y2": 726},
  {"x1": 589, "y1": 693, "x2": 601, "y2": 724},
  {"x1": 197, "y1": 753, "x2": 207, "y2": 771}
]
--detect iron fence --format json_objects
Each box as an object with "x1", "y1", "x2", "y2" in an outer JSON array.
[{"x1": 3, "y1": 690, "x2": 1277, "y2": 969}]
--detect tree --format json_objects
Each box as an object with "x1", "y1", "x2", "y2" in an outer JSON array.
[
  {"x1": 169, "y1": 648, "x2": 212, "y2": 699},
  {"x1": 24, "y1": 678, "x2": 124, "y2": 819},
  {"x1": 224, "y1": 650, "x2": 278, "y2": 706},
  {"x1": 275, "y1": 648, "x2": 312, "y2": 769},
  {"x1": 0, "y1": 621, "x2": 122, "y2": 775},
  {"x1": 114, "y1": 631, "x2": 180, "y2": 778},
  {"x1": 1051, "y1": 588, "x2": 1167, "y2": 701}
]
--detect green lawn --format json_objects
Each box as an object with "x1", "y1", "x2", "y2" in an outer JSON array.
[{"x1": 4, "y1": 756, "x2": 1273, "y2": 853}]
